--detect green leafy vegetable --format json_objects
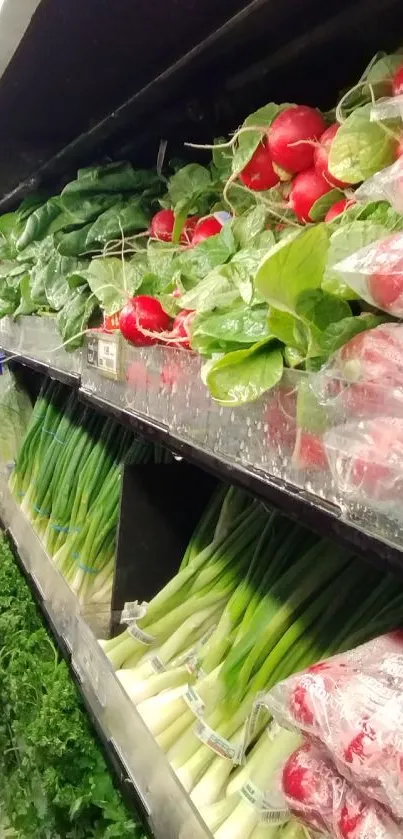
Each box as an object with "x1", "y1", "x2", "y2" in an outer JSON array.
[
  {"x1": 323, "y1": 220, "x2": 391, "y2": 298},
  {"x1": 255, "y1": 225, "x2": 329, "y2": 312},
  {"x1": 206, "y1": 339, "x2": 283, "y2": 405},
  {"x1": 329, "y1": 104, "x2": 399, "y2": 184}
]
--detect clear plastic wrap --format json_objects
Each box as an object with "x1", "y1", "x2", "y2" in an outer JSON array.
[
  {"x1": 265, "y1": 632, "x2": 403, "y2": 821},
  {"x1": 370, "y1": 94, "x2": 403, "y2": 122},
  {"x1": 355, "y1": 156, "x2": 403, "y2": 212},
  {"x1": 282, "y1": 741, "x2": 402, "y2": 839},
  {"x1": 0, "y1": 360, "x2": 33, "y2": 473},
  {"x1": 334, "y1": 232, "x2": 403, "y2": 316}
]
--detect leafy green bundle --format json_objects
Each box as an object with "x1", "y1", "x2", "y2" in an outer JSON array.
[{"x1": 0, "y1": 532, "x2": 148, "y2": 839}]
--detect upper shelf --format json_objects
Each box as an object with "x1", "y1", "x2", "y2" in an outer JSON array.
[
  {"x1": 2, "y1": 314, "x2": 403, "y2": 578},
  {"x1": 0, "y1": 0, "x2": 402, "y2": 208}
]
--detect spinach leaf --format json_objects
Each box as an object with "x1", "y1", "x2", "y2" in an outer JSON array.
[
  {"x1": 13, "y1": 274, "x2": 37, "y2": 317},
  {"x1": 181, "y1": 267, "x2": 241, "y2": 313},
  {"x1": 88, "y1": 197, "x2": 150, "y2": 243},
  {"x1": 63, "y1": 162, "x2": 159, "y2": 195},
  {"x1": 206, "y1": 339, "x2": 283, "y2": 405},
  {"x1": 56, "y1": 288, "x2": 99, "y2": 350},
  {"x1": 16, "y1": 198, "x2": 62, "y2": 251}
]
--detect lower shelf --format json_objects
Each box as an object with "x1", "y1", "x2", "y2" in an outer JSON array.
[{"x1": 0, "y1": 478, "x2": 211, "y2": 839}]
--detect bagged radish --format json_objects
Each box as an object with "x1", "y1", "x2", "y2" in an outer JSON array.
[
  {"x1": 311, "y1": 325, "x2": 403, "y2": 449},
  {"x1": 355, "y1": 155, "x2": 403, "y2": 212},
  {"x1": 266, "y1": 633, "x2": 403, "y2": 820},
  {"x1": 334, "y1": 232, "x2": 403, "y2": 316},
  {"x1": 324, "y1": 416, "x2": 403, "y2": 506},
  {"x1": 282, "y1": 741, "x2": 402, "y2": 839}
]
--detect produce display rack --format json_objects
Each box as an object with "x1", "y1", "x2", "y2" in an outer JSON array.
[
  {"x1": 2, "y1": 3, "x2": 403, "y2": 837},
  {"x1": 2, "y1": 315, "x2": 403, "y2": 580}
]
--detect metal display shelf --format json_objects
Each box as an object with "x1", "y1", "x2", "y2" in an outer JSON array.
[
  {"x1": 2, "y1": 315, "x2": 403, "y2": 576},
  {"x1": 0, "y1": 478, "x2": 212, "y2": 839}
]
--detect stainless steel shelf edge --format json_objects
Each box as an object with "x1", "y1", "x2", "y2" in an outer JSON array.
[
  {"x1": 0, "y1": 0, "x2": 41, "y2": 82},
  {"x1": 0, "y1": 479, "x2": 212, "y2": 839},
  {"x1": 0, "y1": 316, "x2": 81, "y2": 385}
]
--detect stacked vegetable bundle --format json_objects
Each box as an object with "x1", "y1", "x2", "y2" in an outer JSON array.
[
  {"x1": 102, "y1": 485, "x2": 403, "y2": 836},
  {"x1": 0, "y1": 532, "x2": 147, "y2": 839},
  {"x1": 10, "y1": 378, "x2": 168, "y2": 605},
  {"x1": 265, "y1": 633, "x2": 403, "y2": 837}
]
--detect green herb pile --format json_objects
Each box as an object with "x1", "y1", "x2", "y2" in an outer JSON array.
[{"x1": 0, "y1": 532, "x2": 148, "y2": 839}]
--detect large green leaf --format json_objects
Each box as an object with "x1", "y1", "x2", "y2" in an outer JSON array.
[
  {"x1": 314, "y1": 312, "x2": 386, "y2": 355},
  {"x1": 255, "y1": 225, "x2": 329, "y2": 312},
  {"x1": 329, "y1": 104, "x2": 399, "y2": 184},
  {"x1": 191, "y1": 304, "x2": 270, "y2": 355},
  {"x1": 176, "y1": 224, "x2": 236, "y2": 285},
  {"x1": 232, "y1": 206, "x2": 268, "y2": 249},
  {"x1": 62, "y1": 162, "x2": 159, "y2": 196},
  {"x1": 88, "y1": 197, "x2": 150, "y2": 243},
  {"x1": 268, "y1": 308, "x2": 309, "y2": 353},
  {"x1": 181, "y1": 267, "x2": 241, "y2": 313},
  {"x1": 56, "y1": 288, "x2": 99, "y2": 350},
  {"x1": 16, "y1": 198, "x2": 62, "y2": 251},
  {"x1": 232, "y1": 104, "x2": 287, "y2": 173},
  {"x1": 206, "y1": 339, "x2": 283, "y2": 405},
  {"x1": 84, "y1": 257, "x2": 143, "y2": 314},
  {"x1": 168, "y1": 164, "x2": 212, "y2": 207},
  {"x1": 13, "y1": 274, "x2": 37, "y2": 317}
]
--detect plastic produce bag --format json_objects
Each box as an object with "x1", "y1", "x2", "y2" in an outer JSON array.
[
  {"x1": 355, "y1": 155, "x2": 403, "y2": 212},
  {"x1": 0, "y1": 360, "x2": 32, "y2": 472},
  {"x1": 370, "y1": 94, "x2": 403, "y2": 122},
  {"x1": 265, "y1": 632, "x2": 403, "y2": 820},
  {"x1": 282, "y1": 740, "x2": 402, "y2": 839},
  {"x1": 313, "y1": 324, "x2": 403, "y2": 421},
  {"x1": 334, "y1": 232, "x2": 403, "y2": 316}
]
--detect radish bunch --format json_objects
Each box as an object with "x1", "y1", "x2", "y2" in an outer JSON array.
[
  {"x1": 238, "y1": 106, "x2": 355, "y2": 223},
  {"x1": 282, "y1": 741, "x2": 402, "y2": 839},
  {"x1": 267, "y1": 632, "x2": 403, "y2": 822}
]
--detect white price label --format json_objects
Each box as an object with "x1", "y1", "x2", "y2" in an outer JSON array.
[
  {"x1": 120, "y1": 600, "x2": 148, "y2": 624},
  {"x1": 149, "y1": 655, "x2": 166, "y2": 674},
  {"x1": 98, "y1": 337, "x2": 118, "y2": 374},
  {"x1": 183, "y1": 685, "x2": 205, "y2": 718},
  {"x1": 128, "y1": 622, "x2": 155, "y2": 645},
  {"x1": 195, "y1": 720, "x2": 240, "y2": 762}
]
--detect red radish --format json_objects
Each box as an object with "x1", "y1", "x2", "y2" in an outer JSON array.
[
  {"x1": 289, "y1": 168, "x2": 333, "y2": 223},
  {"x1": 369, "y1": 262, "x2": 403, "y2": 313},
  {"x1": 126, "y1": 360, "x2": 150, "y2": 390},
  {"x1": 338, "y1": 803, "x2": 365, "y2": 838},
  {"x1": 293, "y1": 430, "x2": 328, "y2": 470},
  {"x1": 170, "y1": 310, "x2": 195, "y2": 350},
  {"x1": 239, "y1": 139, "x2": 279, "y2": 191},
  {"x1": 396, "y1": 137, "x2": 403, "y2": 158},
  {"x1": 265, "y1": 386, "x2": 297, "y2": 451},
  {"x1": 289, "y1": 685, "x2": 315, "y2": 726},
  {"x1": 344, "y1": 717, "x2": 377, "y2": 765},
  {"x1": 340, "y1": 417, "x2": 403, "y2": 500},
  {"x1": 268, "y1": 105, "x2": 327, "y2": 174},
  {"x1": 192, "y1": 216, "x2": 223, "y2": 246},
  {"x1": 314, "y1": 124, "x2": 350, "y2": 189},
  {"x1": 181, "y1": 214, "x2": 200, "y2": 244},
  {"x1": 392, "y1": 65, "x2": 403, "y2": 96},
  {"x1": 150, "y1": 209, "x2": 175, "y2": 242},
  {"x1": 325, "y1": 198, "x2": 355, "y2": 223},
  {"x1": 340, "y1": 324, "x2": 403, "y2": 388},
  {"x1": 282, "y1": 743, "x2": 331, "y2": 831},
  {"x1": 119, "y1": 295, "x2": 172, "y2": 346}
]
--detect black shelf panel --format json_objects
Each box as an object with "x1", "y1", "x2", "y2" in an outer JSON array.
[{"x1": 78, "y1": 387, "x2": 403, "y2": 580}]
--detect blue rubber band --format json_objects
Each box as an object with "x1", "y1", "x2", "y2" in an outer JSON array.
[
  {"x1": 51, "y1": 523, "x2": 70, "y2": 533},
  {"x1": 33, "y1": 504, "x2": 50, "y2": 516},
  {"x1": 76, "y1": 561, "x2": 98, "y2": 575}
]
